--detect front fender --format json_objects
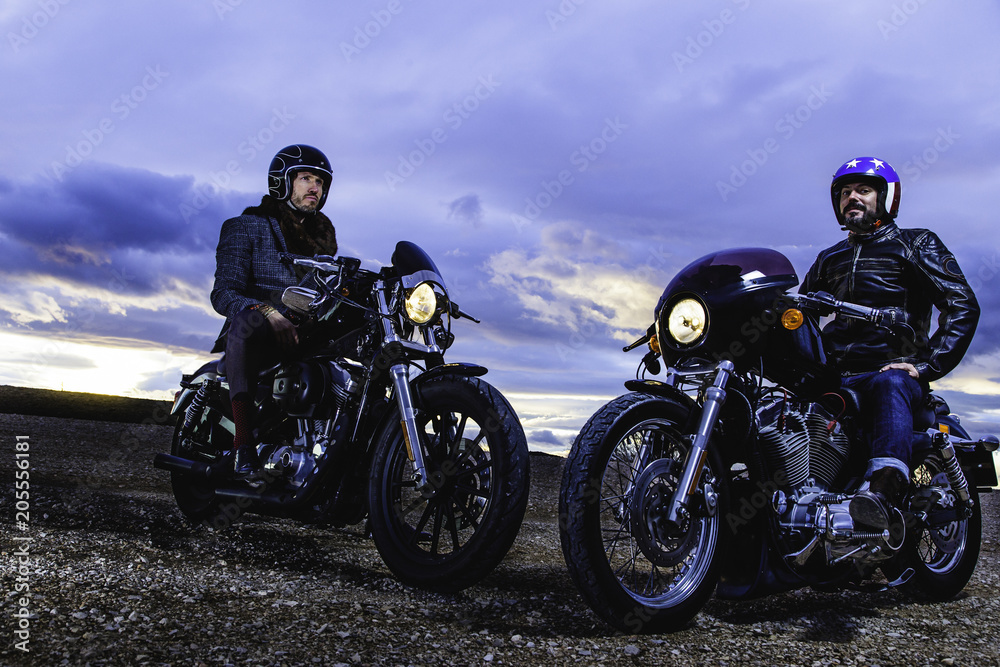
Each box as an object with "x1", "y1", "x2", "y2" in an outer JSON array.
[
  {"x1": 623, "y1": 379, "x2": 696, "y2": 410},
  {"x1": 414, "y1": 362, "x2": 488, "y2": 386},
  {"x1": 366, "y1": 363, "x2": 489, "y2": 453},
  {"x1": 624, "y1": 378, "x2": 754, "y2": 462}
]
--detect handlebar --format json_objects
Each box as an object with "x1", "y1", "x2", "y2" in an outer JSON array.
[{"x1": 798, "y1": 292, "x2": 913, "y2": 336}]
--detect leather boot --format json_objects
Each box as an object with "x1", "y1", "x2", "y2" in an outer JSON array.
[{"x1": 850, "y1": 467, "x2": 908, "y2": 531}]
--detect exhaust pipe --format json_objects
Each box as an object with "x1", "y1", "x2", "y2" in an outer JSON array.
[{"x1": 153, "y1": 453, "x2": 221, "y2": 479}]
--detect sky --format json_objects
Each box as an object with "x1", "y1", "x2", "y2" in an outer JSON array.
[{"x1": 2, "y1": 1, "x2": 1000, "y2": 455}]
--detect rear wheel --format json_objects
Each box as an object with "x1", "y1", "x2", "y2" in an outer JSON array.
[
  {"x1": 368, "y1": 375, "x2": 529, "y2": 593},
  {"x1": 170, "y1": 398, "x2": 240, "y2": 529},
  {"x1": 887, "y1": 452, "x2": 982, "y2": 600},
  {"x1": 560, "y1": 392, "x2": 729, "y2": 634}
]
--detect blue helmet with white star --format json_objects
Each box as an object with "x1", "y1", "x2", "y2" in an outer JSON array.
[{"x1": 830, "y1": 156, "x2": 900, "y2": 230}]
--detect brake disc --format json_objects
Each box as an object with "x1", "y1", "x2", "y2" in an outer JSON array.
[{"x1": 628, "y1": 458, "x2": 699, "y2": 567}]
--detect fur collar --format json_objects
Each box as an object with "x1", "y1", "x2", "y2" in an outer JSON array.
[{"x1": 244, "y1": 196, "x2": 338, "y2": 269}]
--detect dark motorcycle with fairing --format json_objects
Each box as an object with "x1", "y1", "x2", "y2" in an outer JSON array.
[
  {"x1": 154, "y1": 241, "x2": 529, "y2": 593},
  {"x1": 559, "y1": 247, "x2": 998, "y2": 633}
]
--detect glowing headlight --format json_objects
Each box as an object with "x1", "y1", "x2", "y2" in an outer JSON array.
[
  {"x1": 404, "y1": 282, "x2": 437, "y2": 324},
  {"x1": 667, "y1": 298, "x2": 707, "y2": 345}
]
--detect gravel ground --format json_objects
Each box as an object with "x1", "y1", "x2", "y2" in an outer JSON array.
[{"x1": 1, "y1": 412, "x2": 999, "y2": 666}]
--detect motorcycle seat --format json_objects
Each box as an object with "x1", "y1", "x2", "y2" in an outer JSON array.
[{"x1": 826, "y1": 384, "x2": 944, "y2": 432}]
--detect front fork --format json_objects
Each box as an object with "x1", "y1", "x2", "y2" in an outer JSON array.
[
  {"x1": 665, "y1": 360, "x2": 733, "y2": 526},
  {"x1": 374, "y1": 280, "x2": 433, "y2": 487}
]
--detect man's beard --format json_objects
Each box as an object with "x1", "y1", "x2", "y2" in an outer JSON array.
[
  {"x1": 288, "y1": 195, "x2": 319, "y2": 214},
  {"x1": 841, "y1": 207, "x2": 880, "y2": 234}
]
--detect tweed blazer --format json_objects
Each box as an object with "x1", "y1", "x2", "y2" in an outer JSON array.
[{"x1": 209, "y1": 211, "x2": 298, "y2": 349}]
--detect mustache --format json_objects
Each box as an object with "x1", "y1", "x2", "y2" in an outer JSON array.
[{"x1": 844, "y1": 202, "x2": 866, "y2": 213}]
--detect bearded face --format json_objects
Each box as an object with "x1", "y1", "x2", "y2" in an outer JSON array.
[
  {"x1": 838, "y1": 181, "x2": 881, "y2": 234},
  {"x1": 288, "y1": 170, "x2": 325, "y2": 213}
]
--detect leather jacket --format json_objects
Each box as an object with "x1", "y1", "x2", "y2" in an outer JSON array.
[{"x1": 800, "y1": 222, "x2": 979, "y2": 382}]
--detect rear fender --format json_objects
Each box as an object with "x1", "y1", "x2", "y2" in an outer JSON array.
[{"x1": 170, "y1": 360, "x2": 222, "y2": 416}]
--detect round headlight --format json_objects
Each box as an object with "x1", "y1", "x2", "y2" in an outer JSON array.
[
  {"x1": 667, "y1": 298, "x2": 707, "y2": 346},
  {"x1": 404, "y1": 282, "x2": 437, "y2": 324}
]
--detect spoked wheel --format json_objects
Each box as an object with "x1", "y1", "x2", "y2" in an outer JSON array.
[
  {"x1": 885, "y1": 452, "x2": 982, "y2": 600},
  {"x1": 368, "y1": 374, "x2": 529, "y2": 593},
  {"x1": 560, "y1": 392, "x2": 729, "y2": 634}
]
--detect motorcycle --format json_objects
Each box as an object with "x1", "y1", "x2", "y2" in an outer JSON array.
[
  {"x1": 154, "y1": 241, "x2": 530, "y2": 593},
  {"x1": 559, "y1": 247, "x2": 998, "y2": 633}
]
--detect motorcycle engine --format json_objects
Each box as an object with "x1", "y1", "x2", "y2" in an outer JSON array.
[
  {"x1": 757, "y1": 397, "x2": 900, "y2": 566},
  {"x1": 756, "y1": 397, "x2": 850, "y2": 489},
  {"x1": 772, "y1": 484, "x2": 903, "y2": 567},
  {"x1": 272, "y1": 359, "x2": 360, "y2": 418},
  {"x1": 262, "y1": 419, "x2": 333, "y2": 489}
]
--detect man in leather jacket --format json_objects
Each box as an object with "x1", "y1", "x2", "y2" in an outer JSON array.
[
  {"x1": 800, "y1": 156, "x2": 979, "y2": 530},
  {"x1": 210, "y1": 144, "x2": 338, "y2": 482}
]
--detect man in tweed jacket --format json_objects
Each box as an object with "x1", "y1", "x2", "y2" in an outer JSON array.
[{"x1": 210, "y1": 144, "x2": 338, "y2": 480}]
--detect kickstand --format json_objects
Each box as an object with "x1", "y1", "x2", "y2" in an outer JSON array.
[{"x1": 880, "y1": 567, "x2": 915, "y2": 591}]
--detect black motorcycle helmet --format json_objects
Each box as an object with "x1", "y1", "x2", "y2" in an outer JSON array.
[{"x1": 268, "y1": 144, "x2": 334, "y2": 211}]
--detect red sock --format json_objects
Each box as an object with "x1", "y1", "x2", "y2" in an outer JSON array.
[{"x1": 231, "y1": 394, "x2": 254, "y2": 451}]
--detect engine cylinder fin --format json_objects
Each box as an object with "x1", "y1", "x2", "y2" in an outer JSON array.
[{"x1": 759, "y1": 412, "x2": 810, "y2": 488}]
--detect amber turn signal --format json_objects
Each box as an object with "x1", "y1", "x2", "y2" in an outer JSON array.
[{"x1": 781, "y1": 308, "x2": 804, "y2": 330}]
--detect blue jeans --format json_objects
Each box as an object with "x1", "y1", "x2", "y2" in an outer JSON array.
[{"x1": 841, "y1": 369, "x2": 925, "y2": 480}]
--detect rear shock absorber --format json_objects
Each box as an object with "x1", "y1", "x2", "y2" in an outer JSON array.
[
  {"x1": 182, "y1": 381, "x2": 212, "y2": 435},
  {"x1": 931, "y1": 429, "x2": 973, "y2": 510}
]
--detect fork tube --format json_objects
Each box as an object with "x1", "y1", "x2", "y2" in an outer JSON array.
[
  {"x1": 666, "y1": 360, "x2": 733, "y2": 526},
  {"x1": 389, "y1": 364, "x2": 429, "y2": 486},
  {"x1": 374, "y1": 280, "x2": 429, "y2": 486}
]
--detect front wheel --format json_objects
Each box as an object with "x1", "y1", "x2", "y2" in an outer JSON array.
[
  {"x1": 560, "y1": 392, "x2": 729, "y2": 634},
  {"x1": 368, "y1": 374, "x2": 529, "y2": 593},
  {"x1": 885, "y1": 452, "x2": 982, "y2": 600}
]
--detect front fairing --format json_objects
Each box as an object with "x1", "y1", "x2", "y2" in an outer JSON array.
[
  {"x1": 392, "y1": 241, "x2": 449, "y2": 297},
  {"x1": 656, "y1": 248, "x2": 797, "y2": 314},
  {"x1": 655, "y1": 248, "x2": 798, "y2": 369}
]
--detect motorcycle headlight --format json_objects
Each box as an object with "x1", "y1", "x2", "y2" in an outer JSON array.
[
  {"x1": 404, "y1": 282, "x2": 438, "y2": 325},
  {"x1": 666, "y1": 297, "x2": 707, "y2": 346}
]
